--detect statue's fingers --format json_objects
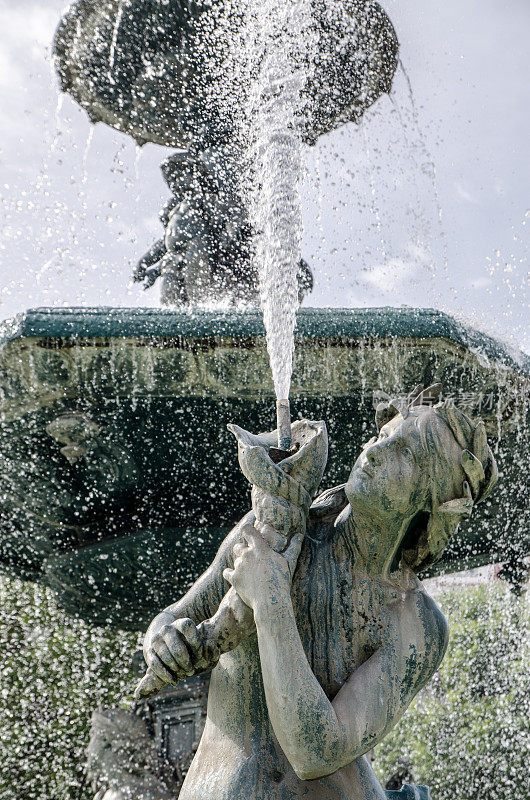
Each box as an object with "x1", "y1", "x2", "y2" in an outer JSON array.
[
  {"x1": 232, "y1": 541, "x2": 248, "y2": 559},
  {"x1": 148, "y1": 651, "x2": 179, "y2": 686},
  {"x1": 143, "y1": 265, "x2": 162, "y2": 289},
  {"x1": 255, "y1": 521, "x2": 285, "y2": 551},
  {"x1": 164, "y1": 633, "x2": 194, "y2": 677},
  {"x1": 173, "y1": 619, "x2": 201, "y2": 671},
  {"x1": 283, "y1": 532, "x2": 304, "y2": 577},
  {"x1": 133, "y1": 265, "x2": 147, "y2": 281},
  {"x1": 240, "y1": 521, "x2": 258, "y2": 542},
  {"x1": 155, "y1": 632, "x2": 188, "y2": 677},
  {"x1": 174, "y1": 617, "x2": 200, "y2": 646},
  {"x1": 241, "y1": 524, "x2": 267, "y2": 551},
  {"x1": 134, "y1": 668, "x2": 165, "y2": 700}
]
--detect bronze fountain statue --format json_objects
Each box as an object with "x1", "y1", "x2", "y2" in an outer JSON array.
[{"x1": 134, "y1": 385, "x2": 497, "y2": 799}]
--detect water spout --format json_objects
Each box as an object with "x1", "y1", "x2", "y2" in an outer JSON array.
[{"x1": 276, "y1": 398, "x2": 292, "y2": 450}]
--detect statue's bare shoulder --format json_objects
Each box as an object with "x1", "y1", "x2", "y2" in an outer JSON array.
[{"x1": 387, "y1": 579, "x2": 449, "y2": 694}]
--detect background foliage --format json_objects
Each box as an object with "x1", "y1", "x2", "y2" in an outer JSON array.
[
  {"x1": 375, "y1": 584, "x2": 530, "y2": 799},
  {"x1": 0, "y1": 577, "x2": 528, "y2": 799},
  {"x1": 0, "y1": 576, "x2": 139, "y2": 800}
]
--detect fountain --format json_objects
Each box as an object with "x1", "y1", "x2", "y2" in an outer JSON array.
[
  {"x1": 53, "y1": 0, "x2": 398, "y2": 304},
  {"x1": 0, "y1": 0, "x2": 528, "y2": 797},
  {"x1": 137, "y1": 384, "x2": 499, "y2": 799},
  {"x1": 1, "y1": 308, "x2": 527, "y2": 630}
]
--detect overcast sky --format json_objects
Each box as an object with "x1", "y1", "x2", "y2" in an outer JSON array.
[{"x1": 0, "y1": 0, "x2": 528, "y2": 353}]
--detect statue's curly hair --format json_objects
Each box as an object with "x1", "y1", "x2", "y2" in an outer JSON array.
[{"x1": 375, "y1": 383, "x2": 498, "y2": 572}]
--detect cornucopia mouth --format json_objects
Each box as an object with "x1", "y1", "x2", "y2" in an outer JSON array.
[{"x1": 269, "y1": 442, "x2": 300, "y2": 464}]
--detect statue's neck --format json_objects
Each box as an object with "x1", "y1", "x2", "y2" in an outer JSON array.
[{"x1": 336, "y1": 505, "x2": 410, "y2": 580}]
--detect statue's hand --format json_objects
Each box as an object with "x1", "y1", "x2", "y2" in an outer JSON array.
[
  {"x1": 222, "y1": 522, "x2": 303, "y2": 612},
  {"x1": 133, "y1": 237, "x2": 168, "y2": 288},
  {"x1": 136, "y1": 617, "x2": 206, "y2": 699}
]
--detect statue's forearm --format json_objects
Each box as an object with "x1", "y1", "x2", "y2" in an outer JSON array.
[
  {"x1": 254, "y1": 596, "x2": 349, "y2": 781},
  {"x1": 196, "y1": 587, "x2": 255, "y2": 662},
  {"x1": 143, "y1": 526, "x2": 244, "y2": 655},
  {"x1": 141, "y1": 514, "x2": 258, "y2": 682},
  {"x1": 254, "y1": 601, "x2": 404, "y2": 780}
]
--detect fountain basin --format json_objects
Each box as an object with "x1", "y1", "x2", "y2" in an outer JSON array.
[
  {"x1": 53, "y1": 0, "x2": 399, "y2": 148},
  {"x1": 0, "y1": 306, "x2": 527, "y2": 628}
]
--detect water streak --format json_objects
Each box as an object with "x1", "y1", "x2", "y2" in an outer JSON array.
[
  {"x1": 133, "y1": 145, "x2": 142, "y2": 183},
  {"x1": 81, "y1": 127, "x2": 95, "y2": 185},
  {"x1": 238, "y1": 0, "x2": 317, "y2": 402},
  {"x1": 361, "y1": 122, "x2": 389, "y2": 263},
  {"x1": 399, "y1": 59, "x2": 449, "y2": 281},
  {"x1": 109, "y1": 1, "x2": 125, "y2": 78}
]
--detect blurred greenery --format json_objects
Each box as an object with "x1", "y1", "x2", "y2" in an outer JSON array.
[
  {"x1": 375, "y1": 583, "x2": 530, "y2": 799},
  {"x1": 0, "y1": 576, "x2": 528, "y2": 800},
  {"x1": 0, "y1": 575, "x2": 139, "y2": 800}
]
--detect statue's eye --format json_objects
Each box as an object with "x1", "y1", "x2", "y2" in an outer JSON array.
[{"x1": 397, "y1": 442, "x2": 414, "y2": 459}]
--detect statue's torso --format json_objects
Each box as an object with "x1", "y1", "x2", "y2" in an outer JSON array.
[{"x1": 179, "y1": 523, "x2": 418, "y2": 800}]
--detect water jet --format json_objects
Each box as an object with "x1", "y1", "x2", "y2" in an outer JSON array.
[{"x1": 0, "y1": 0, "x2": 527, "y2": 796}]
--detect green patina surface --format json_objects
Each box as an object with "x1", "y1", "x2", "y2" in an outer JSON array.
[
  {"x1": 0, "y1": 307, "x2": 527, "y2": 629},
  {"x1": 2, "y1": 307, "x2": 529, "y2": 375}
]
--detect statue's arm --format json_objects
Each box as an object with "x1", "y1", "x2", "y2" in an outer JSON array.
[
  {"x1": 329, "y1": 589, "x2": 448, "y2": 763},
  {"x1": 255, "y1": 588, "x2": 448, "y2": 780},
  {"x1": 142, "y1": 513, "x2": 252, "y2": 657}
]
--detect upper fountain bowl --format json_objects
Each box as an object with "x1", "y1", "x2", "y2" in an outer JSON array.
[{"x1": 53, "y1": 0, "x2": 399, "y2": 149}]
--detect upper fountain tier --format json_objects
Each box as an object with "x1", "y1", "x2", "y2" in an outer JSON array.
[{"x1": 53, "y1": 0, "x2": 398, "y2": 149}]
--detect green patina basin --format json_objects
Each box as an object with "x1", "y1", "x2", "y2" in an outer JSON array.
[{"x1": 0, "y1": 307, "x2": 528, "y2": 629}]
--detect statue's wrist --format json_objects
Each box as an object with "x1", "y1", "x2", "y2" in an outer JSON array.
[{"x1": 254, "y1": 593, "x2": 295, "y2": 629}]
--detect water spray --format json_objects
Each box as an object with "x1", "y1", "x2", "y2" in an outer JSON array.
[{"x1": 276, "y1": 398, "x2": 292, "y2": 450}]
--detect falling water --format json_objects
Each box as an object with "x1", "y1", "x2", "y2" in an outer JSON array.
[
  {"x1": 398, "y1": 59, "x2": 449, "y2": 281},
  {"x1": 361, "y1": 122, "x2": 389, "y2": 264},
  {"x1": 133, "y1": 144, "x2": 142, "y2": 183},
  {"x1": 81, "y1": 127, "x2": 94, "y2": 185},
  {"x1": 108, "y1": 0, "x2": 125, "y2": 78},
  {"x1": 237, "y1": 0, "x2": 317, "y2": 411}
]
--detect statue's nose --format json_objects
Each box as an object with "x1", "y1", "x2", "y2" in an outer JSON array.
[{"x1": 366, "y1": 439, "x2": 387, "y2": 466}]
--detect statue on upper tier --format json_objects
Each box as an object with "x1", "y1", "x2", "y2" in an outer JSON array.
[
  {"x1": 137, "y1": 384, "x2": 498, "y2": 799},
  {"x1": 53, "y1": 0, "x2": 398, "y2": 304},
  {"x1": 131, "y1": 147, "x2": 314, "y2": 305}
]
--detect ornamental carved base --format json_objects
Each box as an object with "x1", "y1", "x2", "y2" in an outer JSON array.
[{"x1": 87, "y1": 674, "x2": 209, "y2": 800}]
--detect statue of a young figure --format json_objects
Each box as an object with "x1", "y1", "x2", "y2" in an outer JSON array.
[{"x1": 140, "y1": 385, "x2": 497, "y2": 799}]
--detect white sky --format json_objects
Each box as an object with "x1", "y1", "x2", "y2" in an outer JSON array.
[{"x1": 0, "y1": 0, "x2": 528, "y2": 353}]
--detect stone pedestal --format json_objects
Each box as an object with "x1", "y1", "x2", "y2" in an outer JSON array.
[{"x1": 145, "y1": 674, "x2": 209, "y2": 780}]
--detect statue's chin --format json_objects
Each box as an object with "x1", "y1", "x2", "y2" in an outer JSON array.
[{"x1": 344, "y1": 469, "x2": 374, "y2": 511}]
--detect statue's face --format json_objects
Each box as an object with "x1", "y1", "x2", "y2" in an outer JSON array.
[{"x1": 345, "y1": 412, "x2": 432, "y2": 524}]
